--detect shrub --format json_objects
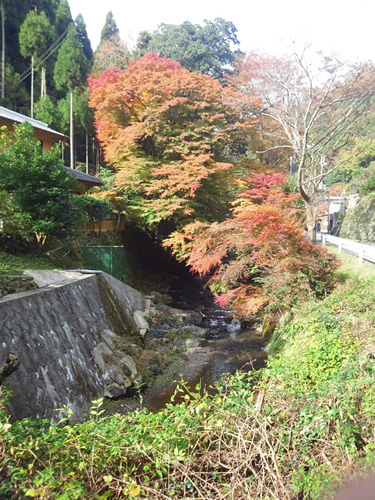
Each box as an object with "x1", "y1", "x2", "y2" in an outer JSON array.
[
  {"x1": 72, "y1": 195, "x2": 112, "y2": 225},
  {"x1": 0, "y1": 123, "x2": 81, "y2": 244}
]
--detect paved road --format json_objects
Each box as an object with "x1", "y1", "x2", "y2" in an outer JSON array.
[{"x1": 318, "y1": 233, "x2": 375, "y2": 264}]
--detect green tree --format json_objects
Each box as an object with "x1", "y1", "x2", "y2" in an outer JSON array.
[
  {"x1": 54, "y1": 23, "x2": 88, "y2": 92},
  {"x1": 19, "y1": 9, "x2": 56, "y2": 115},
  {"x1": 75, "y1": 13, "x2": 93, "y2": 63},
  {"x1": 1, "y1": 1, "x2": 45, "y2": 75},
  {"x1": 19, "y1": 10, "x2": 55, "y2": 61},
  {"x1": 56, "y1": 88, "x2": 95, "y2": 169},
  {"x1": 35, "y1": 0, "x2": 60, "y2": 25},
  {"x1": 148, "y1": 18, "x2": 244, "y2": 79},
  {"x1": 34, "y1": 94, "x2": 60, "y2": 129},
  {"x1": 0, "y1": 123, "x2": 80, "y2": 244},
  {"x1": 55, "y1": 0, "x2": 72, "y2": 36},
  {"x1": 0, "y1": 63, "x2": 29, "y2": 110},
  {"x1": 131, "y1": 30, "x2": 152, "y2": 60},
  {"x1": 100, "y1": 10, "x2": 119, "y2": 43}
]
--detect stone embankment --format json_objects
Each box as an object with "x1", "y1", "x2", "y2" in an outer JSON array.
[
  {"x1": 0, "y1": 270, "x2": 150, "y2": 422},
  {"x1": 0, "y1": 275, "x2": 37, "y2": 299}
]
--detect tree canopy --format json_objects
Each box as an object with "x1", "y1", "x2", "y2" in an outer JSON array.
[
  {"x1": 54, "y1": 23, "x2": 88, "y2": 91},
  {"x1": 166, "y1": 173, "x2": 338, "y2": 315},
  {"x1": 89, "y1": 53, "x2": 255, "y2": 233},
  {"x1": 75, "y1": 13, "x2": 93, "y2": 63},
  {"x1": 100, "y1": 11, "x2": 119, "y2": 43},
  {"x1": 55, "y1": 0, "x2": 72, "y2": 36},
  {"x1": 19, "y1": 9, "x2": 55, "y2": 60},
  {"x1": 148, "y1": 18, "x2": 244, "y2": 79}
]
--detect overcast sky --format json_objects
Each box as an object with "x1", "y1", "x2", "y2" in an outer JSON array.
[{"x1": 69, "y1": 0, "x2": 375, "y2": 63}]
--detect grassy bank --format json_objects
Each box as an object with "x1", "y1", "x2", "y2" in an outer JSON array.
[
  {"x1": 0, "y1": 251, "x2": 59, "y2": 275},
  {"x1": 1, "y1": 256, "x2": 375, "y2": 498}
]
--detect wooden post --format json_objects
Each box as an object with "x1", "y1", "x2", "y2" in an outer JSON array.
[
  {"x1": 338, "y1": 241, "x2": 342, "y2": 253},
  {"x1": 322, "y1": 234, "x2": 326, "y2": 246}
]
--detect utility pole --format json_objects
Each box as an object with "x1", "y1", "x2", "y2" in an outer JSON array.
[
  {"x1": 70, "y1": 90, "x2": 74, "y2": 168},
  {"x1": 85, "y1": 131, "x2": 89, "y2": 174},
  {"x1": 1, "y1": 0, "x2": 4, "y2": 100},
  {"x1": 31, "y1": 55, "x2": 34, "y2": 118},
  {"x1": 41, "y1": 67, "x2": 46, "y2": 97}
]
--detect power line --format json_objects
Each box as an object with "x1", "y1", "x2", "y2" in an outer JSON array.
[
  {"x1": 8, "y1": 28, "x2": 69, "y2": 92},
  {"x1": 17, "y1": 28, "x2": 68, "y2": 81}
]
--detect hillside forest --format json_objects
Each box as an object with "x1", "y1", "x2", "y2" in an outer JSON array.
[{"x1": 3, "y1": 1, "x2": 375, "y2": 499}]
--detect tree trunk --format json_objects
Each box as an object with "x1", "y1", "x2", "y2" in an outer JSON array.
[{"x1": 305, "y1": 200, "x2": 317, "y2": 243}]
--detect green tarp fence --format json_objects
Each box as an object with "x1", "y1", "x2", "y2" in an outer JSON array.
[{"x1": 80, "y1": 246, "x2": 127, "y2": 283}]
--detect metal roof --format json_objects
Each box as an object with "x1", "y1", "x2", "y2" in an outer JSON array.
[
  {"x1": 62, "y1": 166, "x2": 103, "y2": 186},
  {"x1": 0, "y1": 106, "x2": 66, "y2": 138}
]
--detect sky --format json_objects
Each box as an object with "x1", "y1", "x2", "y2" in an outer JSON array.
[{"x1": 69, "y1": 0, "x2": 375, "y2": 63}]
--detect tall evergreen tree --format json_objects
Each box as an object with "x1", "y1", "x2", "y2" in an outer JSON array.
[
  {"x1": 34, "y1": 94, "x2": 60, "y2": 128},
  {"x1": 93, "y1": 10, "x2": 128, "y2": 75},
  {"x1": 54, "y1": 23, "x2": 88, "y2": 92},
  {"x1": 100, "y1": 11, "x2": 119, "y2": 43},
  {"x1": 2, "y1": 0, "x2": 33, "y2": 74},
  {"x1": 2, "y1": 1, "x2": 60, "y2": 75},
  {"x1": 55, "y1": 0, "x2": 72, "y2": 36},
  {"x1": 34, "y1": 0, "x2": 59, "y2": 25},
  {"x1": 75, "y1": 14, "x2": 93, "y2": 64},
  {"x1": 132, "y1": 30, "x2": 152, "y2": 60},
  {"x1": 19, "y1": 10, "x2": 55, "y2": 61}
]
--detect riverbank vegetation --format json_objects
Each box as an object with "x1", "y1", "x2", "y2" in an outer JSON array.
[{"x1": 1, "y1": 255, "x2": 375, "y2": 499}]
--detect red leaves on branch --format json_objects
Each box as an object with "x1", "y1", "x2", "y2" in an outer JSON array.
[{"x1": 165, "y1": 173, "x2": 339, "y2": 316}]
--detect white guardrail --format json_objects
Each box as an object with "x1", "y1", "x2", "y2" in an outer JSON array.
[{"x1": 317, "y1": 233, "x2": 375, "y2": 264}]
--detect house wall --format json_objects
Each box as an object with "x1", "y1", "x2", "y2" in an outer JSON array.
[{"x1": 0, "y1": 118, "x2": 57, "y2": 151}]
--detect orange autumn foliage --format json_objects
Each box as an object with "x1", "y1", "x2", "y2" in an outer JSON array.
[{"x1": 89, "y1": 53, "x2": 258, "y2": 227}]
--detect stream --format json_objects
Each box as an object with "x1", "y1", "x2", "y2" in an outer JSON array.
[{"x1": 145, "y1": 275, "x2": 268, "y2": 412}]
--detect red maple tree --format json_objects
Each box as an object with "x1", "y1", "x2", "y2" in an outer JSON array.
[{"x1": 165, "y1": 173, "x2": 338, "y2": 316}]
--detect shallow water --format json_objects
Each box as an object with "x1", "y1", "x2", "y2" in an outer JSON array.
[{"x1": 146, "y1": 277, "x2": 268, "y2": 411}]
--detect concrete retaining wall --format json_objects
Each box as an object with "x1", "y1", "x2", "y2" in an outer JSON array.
[{"x1": 0, "y1": 272, "x2": 145, "y2": 422}]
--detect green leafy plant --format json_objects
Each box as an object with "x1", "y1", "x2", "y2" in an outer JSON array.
[{"x1": 0, "y1": 123, "x2": 81, "y2": 244}]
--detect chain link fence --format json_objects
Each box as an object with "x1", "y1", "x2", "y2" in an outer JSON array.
[{"x1": 80, "y1": 246, "x2": 128, "y2": 283}]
